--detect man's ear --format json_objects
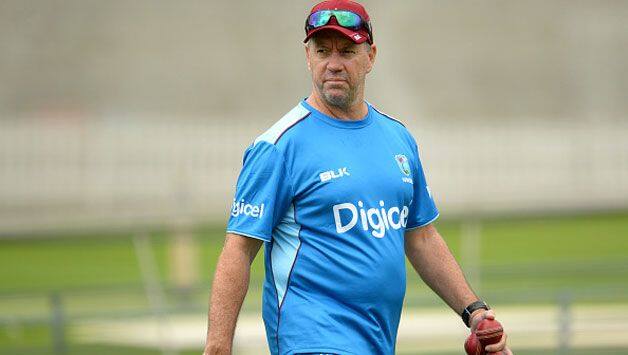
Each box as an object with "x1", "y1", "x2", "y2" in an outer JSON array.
[{"x1": 366, "y1": 43, "x2": 377, "y2": 73}]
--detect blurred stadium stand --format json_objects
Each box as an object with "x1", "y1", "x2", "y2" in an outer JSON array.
[
  {"x1": 1, "y1": 0, "x2": 627, "y2": 236},
  {"x1": 1, "y1": 118, "x2": 627, "y2": 236}
]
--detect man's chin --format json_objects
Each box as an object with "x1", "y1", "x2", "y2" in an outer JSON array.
[
  {"x1": 322, "y1": 91, "x2": 351, "y2": 107},
  {"x1": 323, "y1": 94, "x2": 351, "y2": 108}
]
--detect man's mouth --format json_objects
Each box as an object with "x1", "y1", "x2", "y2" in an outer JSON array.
[{"x1": 325, "y1": 79, "x2": 347, "y2": 86}]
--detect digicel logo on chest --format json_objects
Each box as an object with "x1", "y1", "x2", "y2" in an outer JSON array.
[{"x1": 333, "y1": 200, "x2": 409, "y2": 238}]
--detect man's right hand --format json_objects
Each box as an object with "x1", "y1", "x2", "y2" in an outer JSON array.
[{"x1": 470, "y1": 309, "x2": 512, "y2": 355}]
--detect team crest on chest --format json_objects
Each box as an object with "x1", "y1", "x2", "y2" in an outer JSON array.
[{"x1": 394, "y1": 154, "x2": 411, "y2": 176}]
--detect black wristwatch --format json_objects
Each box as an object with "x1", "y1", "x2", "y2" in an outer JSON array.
[{"x1": 461, "y1": 300, "x2": 490, "y2": 328}]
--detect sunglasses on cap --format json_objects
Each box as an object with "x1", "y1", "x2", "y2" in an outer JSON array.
[{"x1": 305, "y1": 10, "x2": 373, "y2": 41}]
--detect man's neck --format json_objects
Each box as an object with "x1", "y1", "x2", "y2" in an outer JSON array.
[{"x1": 306, "y1": 93, "x2": 368, "y2": 121}]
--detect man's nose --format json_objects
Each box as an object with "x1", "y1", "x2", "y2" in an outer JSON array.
[{"x1": 326, "y1": 52, "x2": 344, "y2": 72}]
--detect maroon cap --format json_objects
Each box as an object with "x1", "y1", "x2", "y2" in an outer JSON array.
[{"x1": 304, "y1": 0, "x2": 373, "y2": 44}]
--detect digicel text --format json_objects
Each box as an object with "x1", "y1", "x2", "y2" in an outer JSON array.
[
  {"x1": 231, "y1": 199, "x2": 265, "y2": 218},
  {"x1": 333, "y1": 200, "x2": 409, "y2": 238}
]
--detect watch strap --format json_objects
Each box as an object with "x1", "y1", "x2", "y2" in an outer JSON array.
[{"x1": 461, "y1": 300, "x2": 489, "y2": 327}]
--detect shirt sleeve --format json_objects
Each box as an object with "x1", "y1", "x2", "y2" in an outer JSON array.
[
  {"x1": 226, "y1": 141, "x2": 294, "y2": 242},
  {"x1": 406, "y1": 142, "x2": 439, "y2": 230}
]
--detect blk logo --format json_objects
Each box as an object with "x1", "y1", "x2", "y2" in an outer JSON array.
[{"x1": 319, "y1": 167, "x2": 350, "y2": 182}]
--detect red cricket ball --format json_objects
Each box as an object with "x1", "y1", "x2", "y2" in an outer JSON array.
[
  {"x1": 464, "y1": 332, "x2": 483, "y2": 355},
  {"x1": 476, "y1": 319, "x2": 504, "y2": 348}
]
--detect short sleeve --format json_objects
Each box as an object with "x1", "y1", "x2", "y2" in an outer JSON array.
[
  {"x1": 226, "y1": 142, "x2": 293, "y2": 242},
  {"x1": 406, "y1": 143, "x2": 439, "y2": 230}
]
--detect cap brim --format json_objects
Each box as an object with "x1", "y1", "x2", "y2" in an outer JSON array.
[{"x1": 304, "y1": 25, "x2": 370, "y2": 44}]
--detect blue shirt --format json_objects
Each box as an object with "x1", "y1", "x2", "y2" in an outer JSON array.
[{"x1": 227, "y1": 100, "x2": 439, "y2": 355}]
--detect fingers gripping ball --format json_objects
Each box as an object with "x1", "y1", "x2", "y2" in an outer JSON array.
[
  {"x1": 464, "y1": 332, "x2": 483, "y2": 355},
  {"x1": 476, "y1": 319, "x2": 504, "y2": 348},
  {"x1": 465, "y1": 319, "x2": 504, "y2": 355}
]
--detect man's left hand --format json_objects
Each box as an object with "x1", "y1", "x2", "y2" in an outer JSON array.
[{"x1": 470, "y1": 309, "x2": 513, "y2": 355}]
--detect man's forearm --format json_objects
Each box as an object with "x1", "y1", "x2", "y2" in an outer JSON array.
[
  {"x1": 205, "y1": 235, "x2": 261, "y2": 354},
  {"x1": 405, "y1": 224, "x2": 478, "y2": 314}
]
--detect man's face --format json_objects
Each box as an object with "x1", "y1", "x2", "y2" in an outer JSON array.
[{"x1": 305, "y1": 31, "x2": 376, "y2": 109}]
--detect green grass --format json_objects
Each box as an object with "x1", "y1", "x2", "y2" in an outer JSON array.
[
  {"x1": 1, "y1": 213, "x2": 627, "y2": 311},
  {"x1": 0, "y1": 213, "x2": 627, "y2": 353},
  {"x1": 2, "y1": 214, "x2": 626, "y2": 292}
]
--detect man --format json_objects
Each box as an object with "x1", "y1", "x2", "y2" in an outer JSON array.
[{"x1": 205, "y1": 1, "x2": 511, "y2": 354}]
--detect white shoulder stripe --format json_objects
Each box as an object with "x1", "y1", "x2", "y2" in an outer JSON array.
[
  {"x1": 254, "y1": 103, "x2": 310, "y2": 145},
  {"x1": 370, "y1": 104, "x2": 406, "y2": 127}
]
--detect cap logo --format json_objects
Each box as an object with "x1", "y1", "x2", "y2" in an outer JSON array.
[{"x1": 353, "y1": 34, "x2": 362, "y2": 40}]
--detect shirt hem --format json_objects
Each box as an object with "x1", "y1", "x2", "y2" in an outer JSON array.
[
  {"x1": 226, "y1": 229, "x2": 270, "y2": 242},
  {"x1": 405, "y1": 212, "x2": 440, "y2": 231}
]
